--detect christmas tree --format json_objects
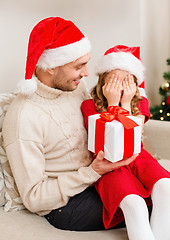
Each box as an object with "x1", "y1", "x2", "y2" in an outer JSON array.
[{"x1": 150, "y1": 58, "x2": 170, "y2": 121}]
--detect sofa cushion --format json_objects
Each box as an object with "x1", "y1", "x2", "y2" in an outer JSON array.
[
  {"x1": 158, "y1": 159, "x2": 170, "y2": 172},
  {"x1": 0, "y1": 207, "x2": 128, "y2": 240},
  {"x1": 0, "y1": 162, "x2": 5, "y2": 207},
  {"x1": 0, "y1": 146, "x2": 25, "y2": 211},
  {"x1": 0, "y1": 93, "x2": 25, "y2": 211},
  {"x1": 143, "y1": 134, "x2": 160, "y2": 160}
]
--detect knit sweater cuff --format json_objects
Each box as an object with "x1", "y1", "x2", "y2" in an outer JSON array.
[{"x1": 87, "y1": 164, "x2": 101, "y2": 182}]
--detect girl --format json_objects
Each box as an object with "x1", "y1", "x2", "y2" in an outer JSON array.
[{"x1": 81, "y1": 45, "x2": 170, "y2": 240}]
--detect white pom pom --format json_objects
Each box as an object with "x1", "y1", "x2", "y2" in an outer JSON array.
[{"x1": 17, "y1": 77, "x2": 37, "y2": 96}]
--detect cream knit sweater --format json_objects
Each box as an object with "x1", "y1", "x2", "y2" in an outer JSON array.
[{"x1": 2, "y1": 80, "x2": 101, "y2": 215}]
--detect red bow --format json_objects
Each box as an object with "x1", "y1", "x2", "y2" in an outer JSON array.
[{"x1": 100, "y1": 106, "x2": 138, "y2": 129}]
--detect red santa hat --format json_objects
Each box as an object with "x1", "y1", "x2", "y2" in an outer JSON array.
[
  {"x1": 95, "y1": 45, "x2": 146, "y2": 96},
  {"x1": 18, "y1": 17, "x2": 91, "y2": 95}
]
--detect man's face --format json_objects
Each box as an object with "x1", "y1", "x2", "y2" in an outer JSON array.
[{"x1": 50, "y1": 53, "x2": 90, "y2": 91}]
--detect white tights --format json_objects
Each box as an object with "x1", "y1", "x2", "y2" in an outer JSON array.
[
  {"x1": 119, "y1": 194, "x2": 155, "y2": 240},
  {"x1": 119, "y1": 178, "x2": 170, "y2": 240},
  {"x1": 150, "y1": 178, "x2": 170, "y2": 240}
]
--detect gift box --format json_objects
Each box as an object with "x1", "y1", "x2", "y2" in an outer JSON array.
[{"x1": 88, "y1": 106, "x2": 142, "y2": 162}]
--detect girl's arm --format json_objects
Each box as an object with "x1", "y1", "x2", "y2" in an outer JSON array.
[
  {"x1": 81, "y1": 99, "x2": 98, "y2": 130},
  {"x1": 137, "y1": 96, "x2": 150, "y2": 123},
  {"x1": 120, "y1": 75, "x2": 136, "y2": 114},
  {"x1": 102, "y1": 73, "x2": 122, "y2": 107},
  {"x1": 136, "y1": 96, "x2": 150, "y2": 140}
]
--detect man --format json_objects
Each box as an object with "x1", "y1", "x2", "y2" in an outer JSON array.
[{"x1": 2, "y1": 17, "x2": 136, "y2": 231}]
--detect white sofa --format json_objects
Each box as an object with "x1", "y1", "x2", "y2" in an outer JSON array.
[{"x1": 0, "y1": 119, "x2": 170, "y2": 240}]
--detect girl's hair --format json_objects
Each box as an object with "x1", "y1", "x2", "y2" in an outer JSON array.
[{"x1": 91, "y1": 72, "x2": 142, "y2": 116}]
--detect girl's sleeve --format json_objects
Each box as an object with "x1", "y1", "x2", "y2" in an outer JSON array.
[
  {"x1": 137, "y1": 96, "x2": 150, "y2": 123},
  {"x1": 81, "y1": 99, "x2": 98, "y2": 130},
  {"x1": 137, "y1": 83, "x2": 150, "y2": 123}
]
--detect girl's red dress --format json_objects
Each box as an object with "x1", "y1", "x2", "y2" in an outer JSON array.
[{"x1": 81, "y1": 97, "x2": 170, "y2": 229}]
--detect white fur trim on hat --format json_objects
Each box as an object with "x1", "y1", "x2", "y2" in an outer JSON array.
[
  {"x1": 96, "y1": 52, "x2": 145, "y2": 86},
  {"x1": 17, "y1": 77, "x2": 37, "y2": 96},
  {"x1": 138, "y1": 87, "x2": 147, "y2": 98},
  {"x1": 37, "y1": 37, "x2": 91, "y2": 70}
]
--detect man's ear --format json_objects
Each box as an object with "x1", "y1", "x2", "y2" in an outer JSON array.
[{"x1": 46, "y1": 68, "x2": 55, "y2": 75}]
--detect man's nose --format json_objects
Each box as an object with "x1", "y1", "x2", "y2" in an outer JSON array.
[{"x1": 80, "y1": 65, "x2": 89, "y2": 77}]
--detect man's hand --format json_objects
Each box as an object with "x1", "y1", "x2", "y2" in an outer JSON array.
[{"x1": 91, "y1": 151, "x2": 138, "y2": 176}]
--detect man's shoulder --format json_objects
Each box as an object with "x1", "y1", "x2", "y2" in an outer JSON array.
[
  {"x1": 3, "y1": 93, "x2": 48, "y2": 131},
  {"x1": 2, "y1": 94, "x2": 48, "y2": 145},
  {"x1": 4, "y1": 95, "x2": 34, "y2": 119}
]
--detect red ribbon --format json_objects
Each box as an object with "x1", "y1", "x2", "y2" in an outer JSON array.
[
  {"x1": 100, "y1": 106, "x2": 138, "y2": 129},
  {"x1": 95, "y1": 106, "x2": 138, "y2": 160}
]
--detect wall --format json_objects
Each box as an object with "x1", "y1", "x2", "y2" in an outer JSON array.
[
  {"x1": 0, "y1": 0, "x2": 170, "y2": 105},
  {"x1": 140, "y1": 0, "x2": 170, "y2": 105}
]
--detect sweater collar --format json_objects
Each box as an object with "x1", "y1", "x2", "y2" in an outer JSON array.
[
  {"x1": 27, "y1": 78, "x2": 80, "y2": 105},
  {"x1": 35, "y1": 79, "x2": 63, "y2": 99}
]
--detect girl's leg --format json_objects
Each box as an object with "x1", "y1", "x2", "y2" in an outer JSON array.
[
  {"x1": 119, "y1": 194, "x2": 155, "y2": 240},
  {"x1": 150, "y1": 178, "x2": 170, "y2": 240}
]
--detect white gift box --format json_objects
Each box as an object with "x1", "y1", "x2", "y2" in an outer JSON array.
[{"x1": 88, "y1": 114, "x2": 142, "y2": 162}]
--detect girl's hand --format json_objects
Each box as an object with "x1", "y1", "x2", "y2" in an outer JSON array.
[
  {"x1": 121, "y1": 74, "x2": 136, "y2": 112},
  {"x1": 102, "y1": 74, "x2": 122, "y2": 106}
]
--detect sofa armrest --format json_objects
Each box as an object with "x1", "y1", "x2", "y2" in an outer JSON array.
[{"x1": 144, "y1": 119, "x2": 170, "y2": 160}]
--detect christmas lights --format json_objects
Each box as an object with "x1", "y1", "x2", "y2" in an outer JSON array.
[{"x1": 150, "y1": 58, "x2": 170, "y2": 121}]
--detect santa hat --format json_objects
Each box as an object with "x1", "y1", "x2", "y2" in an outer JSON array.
[
  {"x1": 96, "y1": 45, "x2": 146, "y2": 97},
  {"x1": 18, "y1": 17, "x2": 91, "y2": 95}
]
